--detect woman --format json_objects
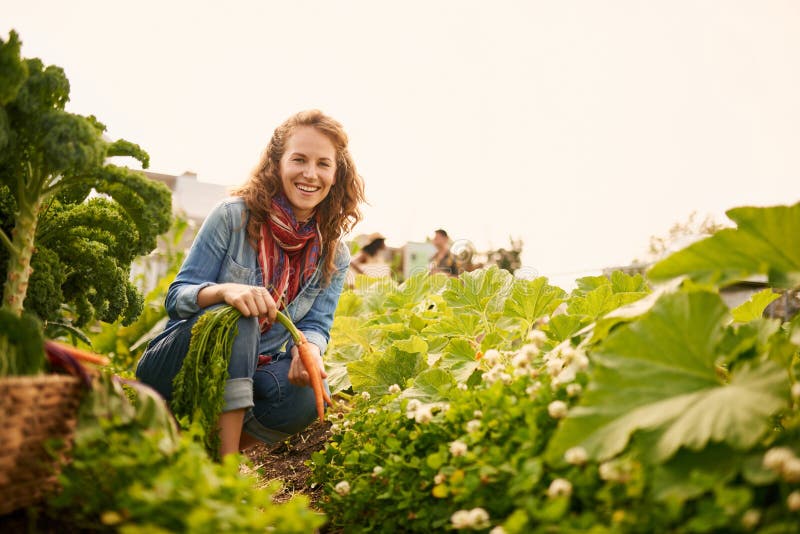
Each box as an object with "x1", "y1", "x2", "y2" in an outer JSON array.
[
  {"x1": 136, "y1": 110, "x2": 364, "y2": 457},
  {"x1": 347, "y1": 232, "x2": 391, "y2": 286}
]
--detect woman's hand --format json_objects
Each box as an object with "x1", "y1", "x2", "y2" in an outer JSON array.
[
  {"x1": 198, "y1": 283, "x2": 277, "y2": 322},
  {"x1": 288, "y1": 342, "x2": 327, "y2": 387}
]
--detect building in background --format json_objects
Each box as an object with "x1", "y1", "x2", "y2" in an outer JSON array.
[{"x1": 131, "y1": 171, "x2": 228, "y2": 292}]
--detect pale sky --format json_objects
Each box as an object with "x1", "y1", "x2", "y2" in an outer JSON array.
[{"x1": 4, "y1": 1, "x2": 800, "y2": 288}]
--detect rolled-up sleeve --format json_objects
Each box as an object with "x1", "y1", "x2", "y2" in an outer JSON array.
[{"x1": 165, "y1": 201, "x2": 231, "y2": 320}]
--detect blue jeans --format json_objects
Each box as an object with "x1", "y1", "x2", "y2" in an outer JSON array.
[{"x1": 135, "y1": 305, "x2": 328, "y2": 444}]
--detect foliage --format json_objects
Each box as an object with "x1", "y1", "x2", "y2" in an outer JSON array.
[
  {"x1": 325, "y1": 267, "x2": 574, "y2": 396},
  {"x1": 0, "y1": 307, "x2": 43, "y2": 375},
  {"x1": 50, "y1": 373, "x2": 323, "y2": 533},
  {"x1": 0, "y1": 30, "x2": 171, "y2": 336},
  {"x1": 312, "y1": 202, "x2": 800, "y2": 532},
  {"x1": 649, "y1": 202, "x2": 800, "y2": 288},
  {"x1": 89, "y1": 215, "x2": 190, "y2": 375},
  {"x1": 170, "y1": 305, "x2": 240, "y2": 459},
  {"x1": 485, "y1": 237, "x2": 524, "y2": 273},
  {"x1": 642, "y1": 210, "x2": 727, "y2": 263}
]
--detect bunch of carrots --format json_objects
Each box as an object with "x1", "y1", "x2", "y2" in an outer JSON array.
[{"x1": 170, "y1": 305, "x2": 332, "y2": 457}]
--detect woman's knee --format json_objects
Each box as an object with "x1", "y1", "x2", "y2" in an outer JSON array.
[{"x1": 228, "y1": 315, "x2": 259, "y2": 378}]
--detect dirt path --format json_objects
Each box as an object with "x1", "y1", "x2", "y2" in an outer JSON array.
[{"x1": 245, "y1": 419, "x2": 332, "y2": 507}]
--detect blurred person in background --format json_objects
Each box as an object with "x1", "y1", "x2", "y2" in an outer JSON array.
[{"x1": 429, "y1": 228, "x2": 460, "y2": 276}]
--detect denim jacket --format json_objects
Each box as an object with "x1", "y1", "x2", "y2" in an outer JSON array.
[{"x1": 164, "y1": 197, "x2": 349, "y2": 356}]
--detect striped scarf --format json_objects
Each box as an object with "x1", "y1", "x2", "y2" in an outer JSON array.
[{"x1": 258, "y1": 193, "x2": 322, "y2": 332}]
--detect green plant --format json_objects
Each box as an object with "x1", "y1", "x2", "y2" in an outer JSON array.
[
  {"x1": 50, "y1": 373, "x2": 324, "y2": 533},
  {"x1": 0, "y1": 30, "x2": 171, "y2": 374},
  {"x1": 311, "y1": 202, "x2": 800, "y2": 532}
]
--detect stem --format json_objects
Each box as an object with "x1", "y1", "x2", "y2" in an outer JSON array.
[
  {"x1": 0, "y1": 229, "x2": 17, "y2": 256},
  {"x1": 275, "y1": 310, "x2": 305, "y2": 344},
  {"x1": 2, "y1": 194, "x2": 42, "y2": 316}
]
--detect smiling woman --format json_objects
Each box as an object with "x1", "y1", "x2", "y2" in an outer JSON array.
[{"x1": 135, "y1": 110, "x2": 365, "y2": 457}]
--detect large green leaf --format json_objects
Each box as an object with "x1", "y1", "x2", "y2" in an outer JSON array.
[
  {"x1": 437, "y1": 338, "x2": 481, "y2": 383},
  {"x1": 442, "y1": 266, "x2": 513, "y2": 316},
  {"x1": 730, "y1": 288, "x2": 780, "y2": 323},
  {"x1": 648, "y1": 203, "x2": 800, "y2": 288},
  {"x1": 547, "y1": 290, "x2": 789, "y2": 464},
  {"x1": 401, "y1": 368, "x2": 456, "y2": 402},
  {"x1": 347, "y1": 347, "x2": 426, "y2": 396},
  {"x1": 503, "y1": 276, "x2": 566, "y2": 324}
]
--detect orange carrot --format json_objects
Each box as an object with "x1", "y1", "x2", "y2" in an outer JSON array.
[
  {"x1": 44, "y1": 339, "x2": 110, "y2": 366},
  {"x1": 275, "y1": 311, "x2": 334, "y2": 422}
]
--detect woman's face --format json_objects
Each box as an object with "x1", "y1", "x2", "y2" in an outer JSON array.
[{"x1": 279, "y1": 126, "x2": 337, "y2": 222}]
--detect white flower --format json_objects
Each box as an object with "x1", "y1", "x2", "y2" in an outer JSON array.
[
  {"x1": 367, "y1": 408, "x2": 377, "y2": 415},
  {"x1": 329, "y1": 423, "x2": 341, "y2": 433},
  {"x1": 783, "y1": 457, "x2": 800, "y2": 483},
  {"x1": 434, "y1": 473, "x2": 446, "y2": 485},
  {"x1": 468, "y1": 508, "x2": 490, "y2": 529},
  {"x1": 343, "y1": 420, "x2": 351, "y2": 429},
  {"x1": 560, "y1": 345, "x2": 577, "y2": 362},
  {"x1": 793, "y1": 382, "x2": 800, "y2": 400},
  {"x1": 361, "y1": 391, "x2": 371, "y2": 401},
  {"x1": 483, "y1": 349, "x2": 501, "y2": 366},
  {"x1": 599, "y1": 462, "x2": 619, "y2": 481},
  {"x1": 372, "y1": 465, "x2": 384, "y2": 475},
  {"x1": 598, "y1": 462, "x2": 623, "y2": 482},
  {"x1": 457, "y1": 383, "x2": 468, "y2": 391},
  {"x1": 566, "y1": 383, "x2": 583, "y2": 397},
  {"x1": 473, "y1": 410, "x2": 483, "y2": 419},
  {"x1": 520, "y1": 343, "x2": 540, "y2": 359},
  {"x1": 548, "y1": 400, "x2": 568, "y2": 419},
  {"x1": 553, "y1": 366, "x2": 577, "y2": 387},
  {"x1": 741, "y1": 509, "x2": 760, "y2": 529},
  {"x1": 406, "y1": 399, "x2": 421, "y2": 413},
  {"x1": 415, "y1": 405, "x2": 434, "y2": 424},
  {"x1": 574, "y1": 352, "x2": 590, "y2": 371},
  {"x1": 526, "y1": 383, "x2": 541, "y2": 397},
  {"x1": 528, "y1": 329, "x2": 547, "y2": 347},
  {"x1": 565, "y1": 446, "x2": 588, "y2": 465},
  {"x1": 450, "y1": 440, "x2": 468, "y2": 457},
  {"x1": 451, "y1": 510, "x2": 472, "y2": 529},
  {"x1": 466, "y1": 419, "x2": 481, "y2": 433},
  {"x1": 334, "y1": 480, "x2": 350, "y2": 496},
  {"x1": 489, "y1": 527, "x2": 507, "y2": 534},
  {"x1": 546, "y1": 357, "x2": 564, "y2": 377},
  {"x1": 388, "y1": 384, "x2": 401, "y2": 394},
  {"x1": 787, "y1": 490, "x2": 800, "y2": 512},
  {"x1": 512, "y1": 352, "x2": 530, "y2": 369},
  {"x1": 763, "y1": 447, "x2": 796, "y2": 471},
  {"x1": 499, "y1": 372, "x2": 512, "y2": 384},
  {"x1": 547, "y1": 478, "x2": 572, "y2": 498}
]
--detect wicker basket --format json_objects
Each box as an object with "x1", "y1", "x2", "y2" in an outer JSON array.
[{"x1": 0, "y1": 374, "x2": 84, "y2": 515}]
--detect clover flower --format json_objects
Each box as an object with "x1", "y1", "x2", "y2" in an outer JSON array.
[
  {"x1": 548, "y1": 400, "x2": 568, "y2": 419},
  {"x1": 565, "y1": 446, "x2": 588, "y2": 465},
  {"x1": 334, "y1": 481, "x2": 351, "y2": 496},
  {"x1": 450, "y1": 440, "x2": 468, "y2": 457},
  {"x1": 547, "y1": 478, "x2": 573, "y2": 498}
]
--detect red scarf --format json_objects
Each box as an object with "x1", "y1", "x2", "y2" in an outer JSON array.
[{"x1": 257, "y1": 193, "x2": 322, "y2": 332}]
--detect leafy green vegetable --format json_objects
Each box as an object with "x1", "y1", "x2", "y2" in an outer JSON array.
[
  {"x1": 547, "y1": 290, "x2": 790, "y2": 464},
  {"x1": 51, "y1": 373, "x2": 322, "y2": 533},
  {"x1": 649, "y1": 202, "x2": 800, "y2": 288},
  {"x1": 170, "y1": 305, "x2": 240, "y2": 459},
  {"x1": 731, "y1": 288, "x2": 781, "y2": 323},
  {"x1": 0, "y1": 30, "x2": 171, "y2": 337}
]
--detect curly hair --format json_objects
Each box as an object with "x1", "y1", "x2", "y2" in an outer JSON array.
[{"x1": 232, "y1": 110, "x2": 365, "y2": 284}]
